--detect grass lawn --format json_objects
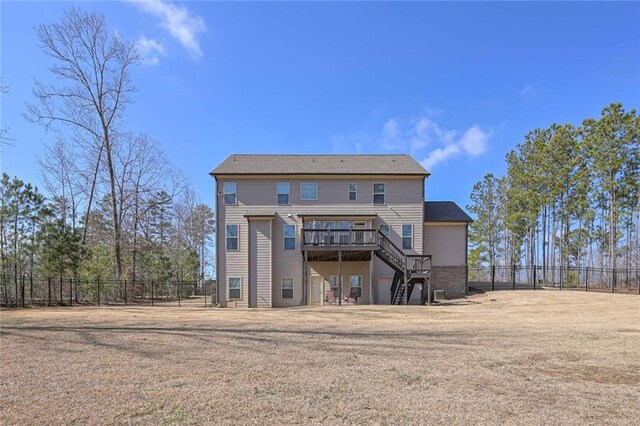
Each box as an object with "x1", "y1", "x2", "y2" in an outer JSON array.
[{"x1": 1, "y1": 291, "x2": 639, "y2": 425}]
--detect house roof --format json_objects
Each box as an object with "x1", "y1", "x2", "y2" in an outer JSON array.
[
  {"x1": 424, "y1": 201, "x2": 473, "y2": 223},
  {"x1": 210, "y1": 154, "x2": 429, "y2": 176}
]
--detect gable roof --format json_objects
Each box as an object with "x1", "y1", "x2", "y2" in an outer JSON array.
[
  {"x1": 424, "y1": 201, "x2": 473, "y2": 223},
  {"x1": 210, "y1": 154, "x2": 429, "y2": 176}
]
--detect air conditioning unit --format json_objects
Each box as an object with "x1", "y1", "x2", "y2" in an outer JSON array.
[{"x1": 433, "y1": 290, "x2": 446, "y2": 302}]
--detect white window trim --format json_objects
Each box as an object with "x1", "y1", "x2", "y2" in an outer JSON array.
[
  {"x1": 300, "y1": 182, "x2": 318, "y2": 201},
  {"x1": 373, "y1": 182, "x2": 386, "y2": 205},
  {"x1": 283, "y1": 224, "x2": 296, "y2": 250},
  {"x1": 223, "y1": 182, "x2": 237, "y2": 205},
  {"x1": 277, "y1": 182, "x2": 290, "y2": 206},
  {"x1": 348, "y1": 182, "x2": 357, "y2": 201},
  {"x1": 228, "y1": 277, "x2": 242, "y2": 300},
  {"x1": 379, "y1": 223, "x2": 390, "y2": 237},
  {"x1": 226, "y1": 224, "x2": 240, "y2": 251},
  {"x1": 281, "y1": 277, "x2": 294, "y2": 299},
  {"x1": 349, "y1": 275, "x2": 363, "y2": 297},
  {"x1": 402, "y1": 224, "x2": 413, "y2": 250}
]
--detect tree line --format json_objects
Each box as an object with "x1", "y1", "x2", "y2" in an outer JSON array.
[
  {"x1": 1, "y1": 8, "x2": 215, "y2": 295},
  {"x1": 468, "y1": 103, "x2": 640, "y2": 277}
]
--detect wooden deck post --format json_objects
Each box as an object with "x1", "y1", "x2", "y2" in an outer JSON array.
[
  {"x1": 369, "y1": 251, "x2": 374, "y2": 305},
  {"x1": 338, "y1": 250, "x2": 342, "y2": 306}
]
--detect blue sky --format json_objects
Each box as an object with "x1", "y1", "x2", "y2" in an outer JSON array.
[{"x1": 1, "y1": 1, "x2": 639, "y2": 210}]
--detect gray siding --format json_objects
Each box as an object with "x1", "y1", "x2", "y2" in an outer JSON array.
[
  {"x1": 217, "y1": 176, "x2": 425, "y2": 307},
  {"x1": 249, "y1": 220, "x2": 272, "y2": 307},
  {"x1": 423, "y1": 224, "x2": 467, "y2": 266}
]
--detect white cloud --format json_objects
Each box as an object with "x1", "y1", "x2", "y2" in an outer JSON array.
[
  {"x1": 520, "y1": 84, "x2": 536, "y2": 100},
  {"x1": 136, "y1": 35, "x2": 165, "y2": 66},
  {"x1": 421, "y1": 144, "x2": 461, "y2": 170},
  {"x1": 458, "y1": 125, "x2": 489, "y2": 156},
  {"x1": 330, "y1": 110, "x2": 493, "y2": 170},
  {"x1": 128, "y1": 0, "x2": 206, "y2": 57}
]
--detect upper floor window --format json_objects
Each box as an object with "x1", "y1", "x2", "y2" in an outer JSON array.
[
  {"x1": 373, "y1": 183, "x2": 385, "y2": 205},
  {"x1": 223, "y1": 182, "x2": 237, "y2": 205},
  {"x1": 277, "y1": 182, "x2": 290, "y2": 205},
  {"x1": 348, "y1": 182, "x2": 357, "y2": 201},
  {"x1": 300, "y1": 182, "x2": 318, "y2": 200},
  {"x1": 283, "y1": 224, "x2": 296, "y2": 250},
  {"x1": 379, "y1": 224, "x2": 390, "y2": 237},
  {"x1": 402, "y1": 224, "x2": 413, "y2": 250},
  {"x1": 229, "y1": 277, "x2": 242, "y2": 299},
  {"x1": 226, "y1": 224, "x2": 239, "y2": 251}
]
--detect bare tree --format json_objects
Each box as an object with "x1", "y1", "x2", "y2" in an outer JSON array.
[
  {"x1": 25, "y1": 8, "x2": 139, "y2": 279},
  {"x1": 1, "y1": 80, "x2": 14, "y2": 145}
]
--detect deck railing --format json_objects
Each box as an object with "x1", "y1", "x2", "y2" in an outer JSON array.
[
  {"x1": 406, "y1": 254, "x2": 432, "y2": 274},
  {"x1": 302, "y1": 229, "x2": 377, "y2": 247},
  {"x1": 377, "y1": 231, "x2": 406, "y2": 271}
]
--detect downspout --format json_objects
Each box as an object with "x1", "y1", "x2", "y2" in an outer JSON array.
[
  {"x1": 213, "y1": 175, "x2": 219, "y2": 307},
  {"x1": 465, "y1": 222, "x2": 469, "y2": 297}
]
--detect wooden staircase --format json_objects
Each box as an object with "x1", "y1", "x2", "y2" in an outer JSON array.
[{"x1": 375, "y1": 231, "x2": 431, "y2": 305}]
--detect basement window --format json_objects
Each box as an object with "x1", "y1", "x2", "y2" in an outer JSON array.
[
  {"x1": 229, "y1": 277, "x2": 241, "y2": 299},
  {"x1": 281, "y1": 277, "x2": 294, "y2": 299},
  {"x1": 349, "y1": 275, "x2": 362, "y2": 298}
]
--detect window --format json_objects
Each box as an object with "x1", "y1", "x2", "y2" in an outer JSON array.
[
  {"x1": 277, "y1": 182, "x2": 290, "y2": 205},
  {"x1": 348, "y1": 182, "x2": 357, "y2": 201},
  {"x1": 329, "y1": 275, "x2": 341, "y2": 297},
  {"x1": 226, "y1": 224, "x2": 239, "y2": 251},
  {"x1": 223, "y1": 182, "x2": 237, "y2": 205},
  {"x1": 323, "y1": 221, "x2": 335, "y2": 244},
  {"x1": 300, "y1": 182, "x2": 318, "y2": 200},
  {"x1": 373, "y1": 183, "x2": 385, "y2": 205},
  {"x1": 283, "y1": 224, "x2": 296, "y2": 250},
  {"x1": 338, "y1": 221, "x2": 350, "y2": 244},
  {"x1": 229, "y1": 277, "x2": 241, "y2": 299},
  {"x1": 379, "y1": 224, "x2": 390, "y2": 237},
  {"x1": 281, "y1": 277, "x2": 294, "y2": 299},
  {"x1": 402, "y1": 224, "x2": 413, "y2": 250},
  {"x1": 349, "y1": 275, "x2": 362, "y2": 298}
]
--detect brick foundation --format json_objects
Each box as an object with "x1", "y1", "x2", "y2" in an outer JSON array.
[{"x1": 429, "y1": 266, "x2": 467, "y2": 299}]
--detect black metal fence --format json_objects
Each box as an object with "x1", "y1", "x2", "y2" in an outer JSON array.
[
  {"x1": 469, "y1": 265, "x2": 640, "y2": 294},
  {"x1": 1, "y1": 276, "x2": 217, "y2": 307}
]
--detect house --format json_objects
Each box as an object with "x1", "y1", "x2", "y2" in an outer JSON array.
[{"x1": 210, "y1": 154, "x2": 472, "y2": 308}]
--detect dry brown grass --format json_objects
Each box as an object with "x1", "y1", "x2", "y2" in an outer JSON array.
[{"x1": 1, "y1": 291, "x2": 639, "y2": 425}]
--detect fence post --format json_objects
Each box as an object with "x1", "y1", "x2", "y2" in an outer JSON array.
[
  {"x1": 151, "y1": 280, "x2": 154, "y2": 306},
  {"x1": 124, "y1": 280, "x2": 128, "y2": 305},
  {"x1": 612, "y1": 268, "x2": 616, "y2": 294},
  {"x1": 559, "y1": 267, "x2": 563, "y2": 290},
  {"x1": 533, "y1": 265, "x2": 536, "y2": 290},
  {"x1": 512, "y1": 265, "x2": 516, "y2": 291},
  {"x1": 30, "y1": 274, "x2": 33, "y2": 302},
  {"x1": 21, "y1": 274, "x2": 25, "y2": 308},
  {"x1": 97, "y1": 278, "x2": 101, "y2": 306},
  {"x1": 69, "y1": 278, "x2": 73, "y2": 306},
  {"x1": 48, "y1": 277, "x2": 51, "y2": 306},
  {"x1": 585, "y1": 267, "x2": 589, "y2": 292},
  {"x1": 491, "y1": 265, "x2": 495, "y2": 291}
]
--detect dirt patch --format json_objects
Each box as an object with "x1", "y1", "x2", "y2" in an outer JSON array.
[{"x1": 1, "y1": 291, "x2": 639, "y2": 425}]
